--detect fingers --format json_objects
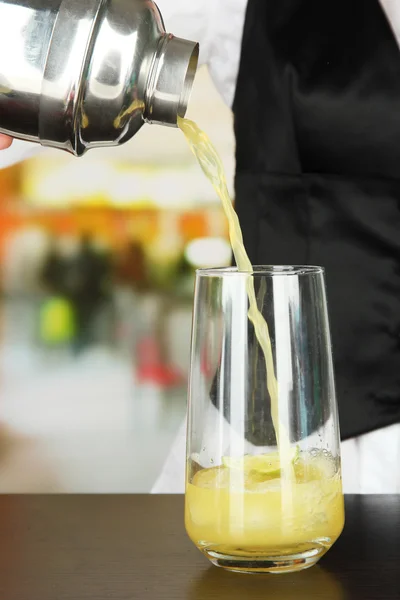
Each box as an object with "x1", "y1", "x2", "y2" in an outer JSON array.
[{"x1": 0, "y1": 135, "x2": 13, "y2": 150}]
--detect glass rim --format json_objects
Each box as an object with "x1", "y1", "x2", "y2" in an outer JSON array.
[{"x1": 196, "y1": 265, "x2": 325, "y2": 278}]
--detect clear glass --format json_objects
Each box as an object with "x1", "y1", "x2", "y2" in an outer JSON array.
[{"x1": 185, "y1": 266, "x2": 344, "y2": 574}]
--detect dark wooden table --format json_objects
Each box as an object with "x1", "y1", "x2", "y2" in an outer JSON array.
[{"x1": 0, "y1": 495, "x2": 398, "y2": 599}]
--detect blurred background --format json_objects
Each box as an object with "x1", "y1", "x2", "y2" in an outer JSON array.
[{"x1": 0, "y1": 66, "x2": 234, "y2": 492}]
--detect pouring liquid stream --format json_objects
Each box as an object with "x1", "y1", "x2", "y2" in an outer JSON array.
[{"x1": 178, "y1": 117, "x2": 293, "y2": 473}]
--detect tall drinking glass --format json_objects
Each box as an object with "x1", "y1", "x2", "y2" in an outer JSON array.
[{"x1": 185, "y1": 266, "x2": 344, "y2": 574}]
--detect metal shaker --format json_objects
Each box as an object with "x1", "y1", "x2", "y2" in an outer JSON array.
[{"x1": 0, "y1": 0, "x2": 199, "y2": 156}]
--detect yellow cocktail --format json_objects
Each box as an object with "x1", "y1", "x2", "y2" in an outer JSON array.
[
  {"x1": 180, "y1": 121, "x2": 344, "y2": 573},
  {"x1": 185, "y1": 450, "x2": 344, "y2": 573}
]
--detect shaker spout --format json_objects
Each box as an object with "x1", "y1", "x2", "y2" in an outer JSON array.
[{"x1": 144, "y1": 35, "x2": 199, "y2": 127}]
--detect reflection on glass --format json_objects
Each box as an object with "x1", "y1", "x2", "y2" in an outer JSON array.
[
  {"x1": 185, "y1": 267, "x2": 345, "y2": 573},
  {"x1": 188, "y1": 565, "x2": 346, "y2": 600}
]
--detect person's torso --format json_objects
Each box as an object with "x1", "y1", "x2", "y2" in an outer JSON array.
[{"x1": 233, "y1": 0, "x2": 400, "y2": 440}]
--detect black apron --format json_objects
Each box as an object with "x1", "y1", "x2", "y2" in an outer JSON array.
[{"x1": 233, "y1": 0, "x2": 400, "y2": 441}]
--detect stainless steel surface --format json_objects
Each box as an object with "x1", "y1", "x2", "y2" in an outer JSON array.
[
  {"x1": 144, "y1": 35, "x2": 199, "y2": 127},
  {"x1": 0, "y1": 0, "x2": 199, "y2": 156},
  {"x1": 39, "y1": 0, "x2": 104, "y2": 154},
  {"x1": 0, "y1": 0, "x2": 62, "y2": 142}
]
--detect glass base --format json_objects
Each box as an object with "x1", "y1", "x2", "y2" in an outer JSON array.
[{"x1": 204, "y1": 545, "x2": 328, "y2": 574}]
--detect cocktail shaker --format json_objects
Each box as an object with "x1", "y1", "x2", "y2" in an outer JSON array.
[{"x1": 0, "y1": 0, "x2": 199, "y2": 156}]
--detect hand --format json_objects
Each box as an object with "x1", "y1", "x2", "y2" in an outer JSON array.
[{"x1": 0, "y1": 135, "x2": 12, "y2": 149}]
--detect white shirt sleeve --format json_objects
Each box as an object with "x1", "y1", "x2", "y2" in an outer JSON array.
[
  {"x1": 380, "y1": 0, "x2": 400, "y2": 44},
  {"x1": 156, "y1": 0, "x2": 248, "y2": 106},
  {"x1": 155, "y1": 0, "x2": 216, "y2": 68}
]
